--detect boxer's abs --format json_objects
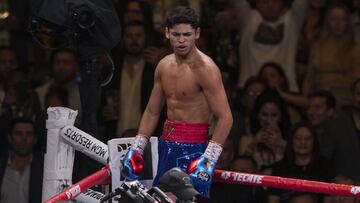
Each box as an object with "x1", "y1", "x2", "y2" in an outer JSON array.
[{"x1": 166, "y1": 96, "x2": 211, "y2": 124}]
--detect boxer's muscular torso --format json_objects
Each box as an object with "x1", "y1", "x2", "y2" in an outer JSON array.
[
  {"x1": 159, "y1": 51, "x2": 212, "y2": 123},
  {"x1": 139, "y1": 46, "x2": 231, "y2": 146}
]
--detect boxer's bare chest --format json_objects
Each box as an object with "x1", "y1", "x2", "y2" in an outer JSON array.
[{"x1": 161, "y1": 63, "x2": 202, "y2": 102}]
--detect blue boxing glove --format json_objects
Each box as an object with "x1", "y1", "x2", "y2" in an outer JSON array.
[
  {"x1": 186, "y1": 155, "x2": 216, "y2": 197},
  {"x1": 121, "y1": 135, "x2": 149, "y2": 180},
  {"x1": 186, "y1": 141, "x2": 223, "y2": 198}
]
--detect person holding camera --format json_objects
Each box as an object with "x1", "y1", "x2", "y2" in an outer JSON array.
[{"x1": 120, "y1": 6, "x2": 233, "y2": 198}]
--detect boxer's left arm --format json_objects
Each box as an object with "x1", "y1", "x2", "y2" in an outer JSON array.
[
  {"x1": 187, "y1": 61, "x2": 233, "y2": 197},
  {"x1": 197, "y1": 61, "x2": 233, "y2": 146}
]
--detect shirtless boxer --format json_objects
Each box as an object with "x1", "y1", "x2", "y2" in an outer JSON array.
[{"x1": 121, "y1": 6, "x2": 233, "y2": 197}]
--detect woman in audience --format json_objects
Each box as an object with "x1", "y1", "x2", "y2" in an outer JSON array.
[
  {"x1": 259, "y1": 62, "x2": 290, "y2": 92},
  {"x1": 258, "y1": 62, "x2": 303, "y2": 124},
  {"x1": 236, "y1": 76, "x2": 267, "y2": 135},
  {"x1": 239, "y1": 89, "x2": 290, "y2": 174},
  {"x1": 267, "y1": 122, "x2": 334, "y2": 203}
]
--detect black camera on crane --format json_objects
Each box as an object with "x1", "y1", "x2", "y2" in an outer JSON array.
[
  {"x1": 100, "y1": 180, "x2": 198, "y2": 203},
  {"x1": 28, "y1": 0, "x2": 120, "y2": 59},
  {"x1": 101, "y1": 168, "x2": 200, "y2": 203}
]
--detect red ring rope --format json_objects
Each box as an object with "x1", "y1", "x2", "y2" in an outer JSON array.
[
  {"x1": 44, "y1": 166, "x2": 111, "y2": 203},
  {"x1": 44, "y1": 167, "x2": 360, "y2": 202},
  {"x1": 214, "y1": 170, "x2": 360, "y2": 197}
]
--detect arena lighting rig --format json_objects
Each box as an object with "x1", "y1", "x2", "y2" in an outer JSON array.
[{"x1": 43, "y1": 107, "x2": 360, "y2": 203}]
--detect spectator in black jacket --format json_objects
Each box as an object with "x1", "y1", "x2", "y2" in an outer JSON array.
[
  {"x1": 0, "y1": 117, "x2": 44, "y2": 203},
  {"x1": 100, "y1": 21, "x2": 165, "y2": 141}
]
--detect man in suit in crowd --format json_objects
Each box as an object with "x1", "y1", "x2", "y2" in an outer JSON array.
[
  {"x1": 0, "y1": 117, "x2": 43, "y2": 203},
  {"x1": 101, "y1": 21, "x2": 163, "y2": 140}
]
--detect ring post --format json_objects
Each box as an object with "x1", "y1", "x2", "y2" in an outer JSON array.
[{"x1": 42, "y1": 107, "x2": 78, "y2": 202}]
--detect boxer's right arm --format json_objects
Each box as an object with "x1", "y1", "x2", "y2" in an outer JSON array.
[
  {"x1": 121, "y1": 61, "x2": 166, "y2": 180},
  {"x1": 137, "y1": 61, "x2": 166, "y2": 138}
]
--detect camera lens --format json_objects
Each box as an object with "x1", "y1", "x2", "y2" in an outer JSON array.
[{"x1": 77, "y1": 10, "x2": 95, "y2": 29}]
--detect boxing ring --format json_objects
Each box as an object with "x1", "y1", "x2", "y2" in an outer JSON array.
[{"x1": 43, "y1": 107, "x2": 360, "y2": 202}]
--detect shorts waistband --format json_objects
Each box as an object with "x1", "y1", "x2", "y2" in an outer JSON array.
[{"x1": 161, "y1": 119, "x2": 209, "y2": 143}]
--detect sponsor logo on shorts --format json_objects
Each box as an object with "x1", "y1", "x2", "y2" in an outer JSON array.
[
  {"x1": 197, "y1": 172, "x2": 210, "y2": 181},
  {"x1": 351, "y1": 186, "x2": 360, "y2": 195}
]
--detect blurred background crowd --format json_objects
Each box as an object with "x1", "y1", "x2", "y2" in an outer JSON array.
[{"x1": 1, "y1": 0, "x2": 360, "y2": 202}]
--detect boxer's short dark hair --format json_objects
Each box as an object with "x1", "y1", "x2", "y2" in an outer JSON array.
[{"x1": 166, "y1": 6, "x2": 200, "y2": 29}]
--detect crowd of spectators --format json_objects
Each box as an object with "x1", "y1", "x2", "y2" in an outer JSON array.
[{"x1": 0, "y1": 0, "x2": 360, "y2": 202}]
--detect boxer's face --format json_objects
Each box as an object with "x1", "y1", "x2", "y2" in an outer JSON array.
[{"x1": 165, "y1": 24, "x2": 200, "y2": 57}]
